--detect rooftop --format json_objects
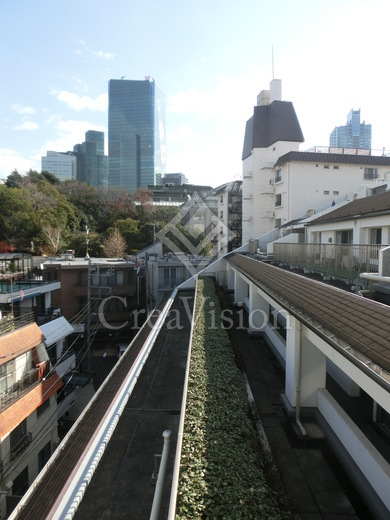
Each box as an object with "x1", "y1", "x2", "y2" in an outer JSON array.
[{"x1": 310, "y1": 189, "x2": 390, "y2": 223}]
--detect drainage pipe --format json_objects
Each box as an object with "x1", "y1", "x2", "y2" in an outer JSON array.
[
  {"x1": 295, "y1": 319, "x2": 307, "y2": 436},
  {"x1": 360, "y1": 272, "x2": 390, "y2": 283},
  {"x1": 150, "y1": 430, "x2": 172, "y2": 520}
]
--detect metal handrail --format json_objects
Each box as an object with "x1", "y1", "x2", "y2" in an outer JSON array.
[{"x1": 273, "y1": 243, "x2": 388, "y2": 281}]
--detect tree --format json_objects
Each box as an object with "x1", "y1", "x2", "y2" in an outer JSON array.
[
  {"x1": 102, "y1": 228, "x2": 126, "y2": 258},
  {"x1": 0, "y1": 185, "x2": 41, "y2": 250},
  {"x1": 5, "y1": 170, "x2": 25, "y2": 188},
  {"x1": 41, "y1": 224, "x2": 62, "y2": 255}
]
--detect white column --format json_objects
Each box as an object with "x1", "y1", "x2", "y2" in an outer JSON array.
[
  {"x1": 227, "y1": 265, "x2": 235, "y2": 291},
  {"x1": 248, "y1": 287, "x2": 269, "y2": 333},
  {"x1": 234, "y1": 273, "x2": 248, "y2": 305},
  {"x1": 285, "y1": 316, "x2": 327, "y2": 408}
]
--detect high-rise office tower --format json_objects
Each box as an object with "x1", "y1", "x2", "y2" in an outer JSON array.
[
  {"x1": 73, "y1": 130, "x2": 108, "y2": 188},
  {"x1": 41, "y1": 151, "x2": 77, "y2": 181},
  {"x1": 329, "y1": 109, "x2": 372, "y2": 149},
  {"x1": 108, "y1": 77, "x2": 166, "y2": 190}
]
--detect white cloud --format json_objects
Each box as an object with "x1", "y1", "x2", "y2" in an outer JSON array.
[
  {"x1": 0, "y1": 148, "x2": 35, "y2": 179},
  {"x1": 14, "y1": 121, "x2": 39, "y2": 131},
  {"x1": 38, "y1": 118, "x2": 107, "y2": 160},
  {"x1": 51, "y1": 90, "x2": 108, "y2": 111},
  {"x1": 93, "y1": 50, "x2": 116, "y2": 60},
  {"x1": 167, "y1": 125, "x2": 200, "y2": 143},
  {"x1": 12, "y1": 104, "x2": 36, "y2": 115}
]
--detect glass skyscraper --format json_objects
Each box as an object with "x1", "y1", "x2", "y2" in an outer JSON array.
[
  {"x1": 73, "y1": 130, "x2": 108, "y2": 188},
  {"x1": 329, "y1": 109, "x2": 372, "y2": 149},
  {"x1": 108, "y1": 77, "x2": 166, "y2": 191}
]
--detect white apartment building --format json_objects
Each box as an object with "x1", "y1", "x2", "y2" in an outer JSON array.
[
  {"x1": 242, "y1": 80, "x2": 390, "y2": 244},
  {"x1": 41, "y1": 151, "x2": 76, "y2": 182},
  {"x1": 242, "y1": 79, "x2": 304, "y2": 243},
  {"x1": 216, "y1": 181, "x2": 242, "y2": 255},
  {"x1": 273, "y1": 151, "x2": 390, "y2": 228}
]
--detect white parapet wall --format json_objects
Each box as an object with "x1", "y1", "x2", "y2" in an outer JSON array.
[{"x1": 317, "y1": 388, "x2": 390, "y2": 517}]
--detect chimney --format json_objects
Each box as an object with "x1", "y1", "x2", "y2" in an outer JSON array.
[
  {"x1": 270, "y1": 79, "x2": 282, "y2": 102},
  {"x1": 257, "y1": 79, "x2": 282, "y2": 106}
]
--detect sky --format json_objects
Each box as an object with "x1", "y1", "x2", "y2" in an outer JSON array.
[{"x1": 1, "y1": 0, "x2": 390, "y2": 188}]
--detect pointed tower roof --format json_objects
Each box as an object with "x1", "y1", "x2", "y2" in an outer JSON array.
[{"x1": 242, "y1": 80, "x2": 304, "y2": 160}]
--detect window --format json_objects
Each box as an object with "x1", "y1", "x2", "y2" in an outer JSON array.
[
  {"x1": 116, "y1": 271, "x2": 124, "y2": 285},
  {"x1": 275, "y1": 194, "x2": 282, "y2": 207},
  {"x1": 220, "y1": 210, "x2": 223, "y2": 219},
  {"x1": 323, "y1": 190, "x2": 330, "y2": 195},
  {"x1": 10, "y1": 420, "x2": 31, "y2": 460},
  {"x1": 324, "y1": 165, "x2": 330, "y2": 169},
  {"x1": 37, "y1": 398, "x2": 50, "y2": 418},
  {"x1": 336, "y1": 230, "x2": 353, "y2": 244},
  {"x1": 333, "y1": 190, "x2": 339, "y2": 195},
  {"x1": 38, "y1": 442, "x2": 51, "y2": 472},
  {"x1": 370, "y1": 228, "x2": 382, "y2": 245},
  {"x1": 333, "y1": 165, "x2": 339, "y2": 170},
  {"x1": 13, "y1": 466, "x2": 29, "y2": 496},
  {"x1": 364, "y1": 168, "x2": 378, "y2": 180},
  {"x1": 220, "y1": 195, "x2": 223, "y2": 203},
  {"x1": 159, "y1": 267, "x2": 180, "y2": 288},
  {"x1": 275, "y1": 169, "x2": 282, "y2": 183}
]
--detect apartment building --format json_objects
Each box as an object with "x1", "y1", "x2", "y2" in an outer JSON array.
[
  {"x1": 0, "y1": 254, "x2": 75, "y2": 518},
  {"x1": 241, "y1": 80, "x2": 390, "y2": 244}
]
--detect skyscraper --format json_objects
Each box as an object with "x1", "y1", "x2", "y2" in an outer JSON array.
[
  {"x1": 108, "y1": 77, "x2": 166, "y2": 190},
  {"x1": 41, "y1": 151, "x2": 76, "y2": 181},
  {"x1": 73, "y1": 130, "x2": 108, "y2": 188},
  {"x1": 329, "y1": 109, "x2": 372, "y2": 149}
]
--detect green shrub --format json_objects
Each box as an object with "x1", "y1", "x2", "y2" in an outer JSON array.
[{"x1": 176, "y1": 277, "x2": 294, "y2": 519}]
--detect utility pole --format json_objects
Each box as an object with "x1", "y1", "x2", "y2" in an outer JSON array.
[
  {"x1": 86, "y1": 258, "x2": 91, "y2": 370},
  {"x1": 85, "y1": 226, "x2": 90, "y2": 260}
]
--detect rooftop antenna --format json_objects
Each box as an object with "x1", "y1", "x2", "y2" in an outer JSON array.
[{"x1": 121, "y1": 76, "x2": 126, "y2": 80}]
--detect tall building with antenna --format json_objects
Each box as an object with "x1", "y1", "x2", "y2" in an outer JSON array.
[{"x1": 108, "y1": 77, "x2": 166, "y2": 191}]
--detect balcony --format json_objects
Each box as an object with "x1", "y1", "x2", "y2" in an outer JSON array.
[
  {"x1": 0, "y1": 312, "x2": 35, "y2": 336},
  {"x1": 273, "y1": 243, "x2": 386, "y2": 282},
  {"x1": 10, "y1": 432, "x2": 32, "y2": 460},
  {"x1": 0, "y1": 275, "x2": 60, "y2": 304},
  {"x1": 0, "y1": 361, "x2": 50, "y2": 413},
  {"x1": 259, "y1": 183, "x2": 275, "y2": 195}
]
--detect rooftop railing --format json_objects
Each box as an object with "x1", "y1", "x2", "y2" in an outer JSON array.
[
  {"x1": 0, "y1": 312, "x2": 35, "y2": 335},
  {"x1": 273, "y1": 243, "x2": 387, "y2": 282},
  {"x1": 0, "y1": 276, "x2": 58, "y2": 295}
]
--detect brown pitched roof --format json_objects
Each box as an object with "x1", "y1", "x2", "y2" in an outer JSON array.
[
  {"x1": 275, "y1": 151, "x2": 390, "y2": 167},
  {"x1": 227, "y1": 254, "x2": 390, "y2": 376},
  {"x1": 310, "y1": 189, "x2": 390, "y2": 224}
]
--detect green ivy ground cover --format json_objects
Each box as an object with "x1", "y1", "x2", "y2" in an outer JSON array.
[{"x1": 176, "y1": 277, "x2": 295, "y2": 519}]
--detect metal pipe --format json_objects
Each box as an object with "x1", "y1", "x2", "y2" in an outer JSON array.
[
  {"x1": 150, "y1": 430, "x2": 172, "y2": 520},
  {"x1": 295, "y1": 319, "x2": 307, "y2": 436},
  {"x1": 360, "y1": 272, "x2": 390, "y2": 283}
]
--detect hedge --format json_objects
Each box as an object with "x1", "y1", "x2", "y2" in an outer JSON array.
[{"x1": 176, "y1": 277, "x2": 295, "y2": 519}]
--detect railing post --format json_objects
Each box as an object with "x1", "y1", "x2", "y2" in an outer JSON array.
[{"x1": 150, "y1": 430, "x2": 171, "y2": 520}]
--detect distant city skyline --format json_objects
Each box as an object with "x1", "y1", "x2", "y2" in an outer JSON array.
[{"x1": 1, "y1": 1, "x2": 390, "y2": 187}]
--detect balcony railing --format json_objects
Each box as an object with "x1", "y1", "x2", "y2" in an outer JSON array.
[
  {"x1": 0, "y1": 361, "x2": 50, "y2": 413},
  {"x1": 0, "y1": 312, "x2": 35, "y2": 335},
  {"x1": 273, "y1": 243, "x2": 387, "y2": 282},
  {"x1": 0, "y1": 276, "x2": 59, "y2": 295},
  {"x1": 10, "y1": 432, "x2": 33, "y2": 460}
]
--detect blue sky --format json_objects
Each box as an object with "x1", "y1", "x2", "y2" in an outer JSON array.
[{"x1": 1, "y1": 0, "x2": 390, "y2": 187}]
